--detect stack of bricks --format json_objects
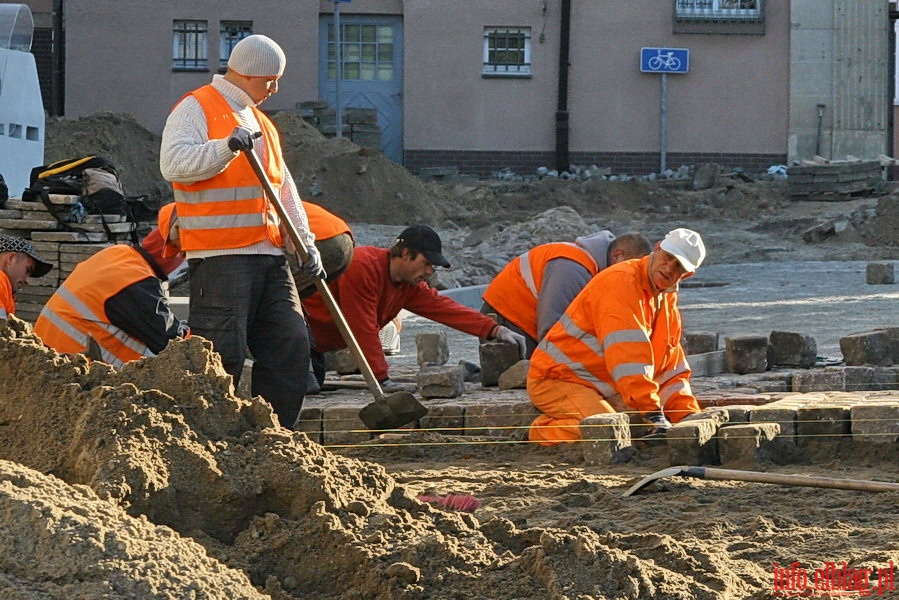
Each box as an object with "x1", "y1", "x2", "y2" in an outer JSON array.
[
  {"x1": 295, "y1": 101, "x2": 381, "y2": 150},
  {"x1": 0, "y1": 195, "x2": 143, "y2": 322}
]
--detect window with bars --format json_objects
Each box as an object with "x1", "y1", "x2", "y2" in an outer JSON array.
[
  {"x1": 675, "y1": 0, "x2": 762, "y2": 21},
  {"x1": 483, "y1": 28, "x2": 531, "y2": 77},
  {"x1": 220, "y1": 21, "x2": 253, "y2": 72},
  {"x1": 327, "y1": 23, "x2": 394, "y2": 81},
  {"x1": 172, "y1": 20, "x2": 208, "y2": 71}
]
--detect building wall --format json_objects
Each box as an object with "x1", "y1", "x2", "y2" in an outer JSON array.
[{"x1": 30, "y1": 0, "x2": 892, "y2": 176}]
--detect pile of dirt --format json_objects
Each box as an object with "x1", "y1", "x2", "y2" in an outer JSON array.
[{"x1": 42, "y1": 112, "x2": 445, "y2": 226}]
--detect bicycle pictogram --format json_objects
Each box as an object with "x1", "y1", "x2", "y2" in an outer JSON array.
[{"x1": 647, "y1": 49, "x2": 681, "y2": 71}]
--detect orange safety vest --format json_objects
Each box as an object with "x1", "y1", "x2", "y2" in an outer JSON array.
[
  {"x1": 171, "y1": 84, "x2": 284, "y2": 252},
  {"x1": 529, "y1": 255, "x2": 695, "y2": 416},
  {"x1": 34, "y1": 246, "x2": 157, "y2": 368},
  {"x1": 482, "y1": 242, "x2": 598, "y2": 339},
  {"x1": 302, "y1": 201, "x2": 352, "y2": 241},
  {"x1": 0, "y1": 271, "x2": 14, "y2": 317}
]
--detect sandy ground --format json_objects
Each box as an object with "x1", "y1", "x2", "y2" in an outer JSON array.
[{"x1": 0, "y1": 112, "x2": 894, "y2": 599}]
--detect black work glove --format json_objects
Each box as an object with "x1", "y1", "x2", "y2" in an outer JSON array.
[{"x1": 227, "y1": 126, "x2": 259, "y2": 152}]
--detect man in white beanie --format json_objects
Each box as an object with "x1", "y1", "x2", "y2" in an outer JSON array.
[
  {"x1": 160, "y1": 34, "x2": 324, "y2": 430},
  {"x1": 526, "y1": 228, "x2": 707, "y2": 446}
]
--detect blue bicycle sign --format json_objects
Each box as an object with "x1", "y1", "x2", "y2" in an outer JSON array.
[{"x1": 640, "y1": 47, "x2": 689, "y2": 74}]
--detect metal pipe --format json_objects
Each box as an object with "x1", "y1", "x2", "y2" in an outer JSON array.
[{"x1": 555, "y1": 0, "x2": 571, "y2": 173}]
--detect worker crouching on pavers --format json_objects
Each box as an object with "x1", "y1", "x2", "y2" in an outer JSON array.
[
  {"x1": 527, "y1": 228, "x2": 706, "y2": 446},
  {"x1": 34, "y1": 203, "x2": 188, "y2": 368},
  {"x1": 0, "y1": 235, "x2": 53, "y2": 319}
]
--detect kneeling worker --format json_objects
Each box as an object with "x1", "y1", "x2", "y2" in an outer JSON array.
[
  {"x1": 34, "y1": 203, "x2": 188, "y2": 368},
  {"x1": 1, "y1": 235, "x2": 53, "y2": 319},
  {"x1": 481, "y1": 231, "x2": 651, "y2": 358},
  {"x1": 527, "y1": 228, "x2": 706, "y2": 445}
]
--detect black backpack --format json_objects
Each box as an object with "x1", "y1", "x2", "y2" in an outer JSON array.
[{"x1": 22, "y1": 156, "x2": 154, "y2": 243}]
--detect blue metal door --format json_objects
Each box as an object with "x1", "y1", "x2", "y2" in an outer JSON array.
[{"x1": 319, "y1": 14, "x2": 403, "y2": 164}]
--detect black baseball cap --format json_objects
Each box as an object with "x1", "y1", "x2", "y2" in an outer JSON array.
[
  {"x1": 0, "y1": 235, "x2": 53, "y2": 278},
  {"x1": 396, "y1": 225, "x2": 450, "y2": 268}
]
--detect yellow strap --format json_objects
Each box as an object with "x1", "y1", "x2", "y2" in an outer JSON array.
[{"x1": 37, "y1": 156, "x2": 97, "y2": 179}]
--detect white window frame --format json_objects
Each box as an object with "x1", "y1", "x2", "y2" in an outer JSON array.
[
  {"x1": 220, "y1": 21, "x2": 253, "y2": 72},
  {"x1": 482, "y1": 27, "x2": 532, "y2": 78},
  {"x1": 675, "y1": 0, "x2": 762, "y2": 21},
  {"x1": 172, "y1": 20, "x2": 208, "y2": 71}
]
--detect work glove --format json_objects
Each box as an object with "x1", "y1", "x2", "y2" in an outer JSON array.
[
  {"x1": 300, "y1": 245, "x2": 327, "y2": 279},
  {"x1": 227, "y1": 126, "x2": 259, "y2": 152},
  {"x1": 642, "y1": 412, "x2": 672, "y2": 446},
  {"x1": 492, "y1": 325, "x2": 527, "y2": 359},
  {"x1": 378, "y1": 378, "x2": 417, "y2": 393}
]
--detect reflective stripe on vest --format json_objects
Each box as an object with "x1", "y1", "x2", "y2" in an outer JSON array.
[
  {"x1": 38, "y1": 284, "x2": 153, "y2": 369},
  {"x1": 171, "y1": 84, "x2": 284, "y2": 251}
]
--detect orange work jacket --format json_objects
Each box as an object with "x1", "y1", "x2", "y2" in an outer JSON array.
[
  {"x1": 0, "y1": 271, "x2": 14, "y2": 318},
  {"x1": 34, "y1": 246, "x2": 157, "y2": 368},
  {"x1": 171, "y1": 84, "x2": 284, "y2": 252},
  {"x1": 302, "y1": 201, "x2": 352, "y2": 241},
  {"x1": 482, "y1": 243, "x2": 598, "y2": 339},
  {"x1": 528, "y1": 255, "x2": 698, "y2": 419}
]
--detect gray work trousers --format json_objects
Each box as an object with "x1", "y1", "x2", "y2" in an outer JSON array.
[{"x1": 188, "y1": 254, "x2": 309, "y2": 428}]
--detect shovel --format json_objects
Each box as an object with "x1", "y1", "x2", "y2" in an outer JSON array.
[
  {"x1": 622, "y1": 465, "x2": 899, "y2": 497},
  {"x1": 237, "y1": 141, "x2": 427, "y2": 430}
]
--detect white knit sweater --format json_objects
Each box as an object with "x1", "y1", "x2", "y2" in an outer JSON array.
[{"x1": 159, "y1": 74, "x2": 314, "y2": 259}]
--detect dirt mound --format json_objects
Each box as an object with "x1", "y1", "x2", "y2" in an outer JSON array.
[{"x1": 42, "y1": 112, "x2": 445, "y2": 227}]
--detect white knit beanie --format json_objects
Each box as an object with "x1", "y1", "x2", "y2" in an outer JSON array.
[{"x1": 227, "y1": 34, "x2": 286, "y2": 77}]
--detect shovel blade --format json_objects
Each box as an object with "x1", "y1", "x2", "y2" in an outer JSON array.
[{"x1": 358, "y1": 392, "x2": 428, "y2": 430}]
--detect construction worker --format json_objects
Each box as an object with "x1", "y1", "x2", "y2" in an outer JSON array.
[
  {"x1": 159, "y1": 34, "x2": 323, "y2": 429},
  {"x1": 481, "y1": 231, "x2": 651, "y2": 357},
  {"x1": 291, "y1": 200, "x2": 354, "y2": 299},
  {"x1": 303, "y1": 225, "x2": 527, "y2": 390},
  {"x1": 527, "y1": 228, "x2": 706, "y2": 446},
  {"x1": 0, "y1": 235, "x2": 53, "y2": 319},
  {"x1": 34, "y1": 203, "x2": 188, "y2": 368}
]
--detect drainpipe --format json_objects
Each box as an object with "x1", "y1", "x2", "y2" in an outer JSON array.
[
  {"x1": 51, "y1": 0, "x2": 64, "y2": 116},
  {"x1": 555, "y1": 0, "x2": 571, "y2": 173}
]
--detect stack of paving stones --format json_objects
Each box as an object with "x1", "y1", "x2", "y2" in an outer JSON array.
[
  {"x1": 293, "y1": 326, "x2": 899, "y2": 460},
  {"x1": 0, "y1": 195, "x2": 144, "y2": 322}
]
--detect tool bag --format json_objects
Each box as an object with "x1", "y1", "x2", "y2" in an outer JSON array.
[{"x1": 22, "y1": 156, "x2": 155, "y2": 243}]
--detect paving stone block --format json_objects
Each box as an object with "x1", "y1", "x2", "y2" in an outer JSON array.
[
  {"x1": 334, "y1": 348, "x2": 359, "y2": 375},
  {"x1": 417, "y1": 365, "x2": 465, "y2": 399},
  {"x1": 792, "y1": 369, "x2": 845, "y2": 392},
  {"x1": 716, "y1": 405, "x2": 756, "y2": 424},
  {"x1": 322, "y1": 406, "x2": 374, "y2": 445},
  {"x1": 725, "y1": 335, "x2": 769, "y2": 374},
  {"x1": 667, "y1": 420, "x2": 719, "y2": 466},
  {"x1": 840, "y1": 330, "x2": 893, "y2": 367},
  {"x1": 294, "y1": 407, "x2": 323, "y2": 444},
  {"x1": 688, "y1": 351, "x2": 728, "y2": 377},
  {"x1": 498, "y1": 359, "x2": 529, "y2": 389},
  {"x1": 580, "y1": 413, "x2": 633, "y2": 466},
  {"x1": 875, "y1": 327, "x2": 899, "y2": 364},
  {"x1": 684, "y1": 331, "x2": 719, "y2": 355},
  {"x1": 795, "y1": 405, "x2": 850, "y2": 445},
  {"x1": 479, "y1": 341, "x2": 521, "y2": 387},
  {"x1": 866, "y1": 261, "x2": 895, "y2": 284},
  {"x1": 749, "y1": 406, "x2": 796, "y2": 443},
  {"x1": 842, "y1": 366, "x2": 898, "y2": 392},
  {"x1": 850, "y1": 403, "x2": 899, "y2": 443},
  {"x1": 465, "y1": 401, "x2": 538, "y2": 437},
  {"x1": 418, "y1": 403, "x2": 465, "y2": 435},
  {"x1": 768, "y1": 331, "x2": 817, "y2": 368},
  {"x1": 717, "y1": 423, "x2": 781, "y2": 466},
  {"x1": 415, "y1": 331, "x2": 450, "y2": 366}
]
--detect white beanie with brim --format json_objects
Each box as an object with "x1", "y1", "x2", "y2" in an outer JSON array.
[{"x1": 228, "y1": 34, "x2": 286, "y2": 77}]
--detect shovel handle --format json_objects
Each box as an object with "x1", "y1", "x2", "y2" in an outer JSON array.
[
  {"x1": 239, "y1": 145, "x2": 386, "y2": 401},
  {"x1": 692, "y1": 467, "x2": 899, "y2": 493}
]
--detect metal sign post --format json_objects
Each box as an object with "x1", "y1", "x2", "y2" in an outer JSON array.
[
  {"x1": 640, "y1": 47, "x2": 689, "y2": 173},
  {"x1": 333, "y1": 0, "x2": 351, "y2": 138}
]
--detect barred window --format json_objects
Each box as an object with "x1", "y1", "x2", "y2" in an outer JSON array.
[
  {"x1": 173, "y1": 20, "x2": 208, "y2": 71},
  {"x1": 675, "y1": 0, "x2": 762, "y2": 21},
  {"x1": 483, "y1": 28, "x2": 531, "y2": 77},
  {"x1": 220, "y1": 21, "x2": 253, "y2": 71}
]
